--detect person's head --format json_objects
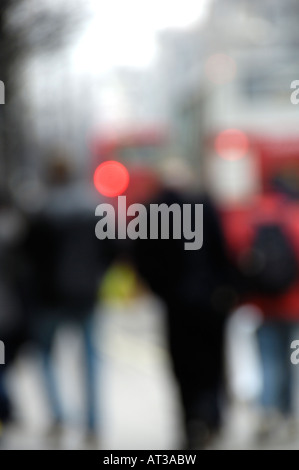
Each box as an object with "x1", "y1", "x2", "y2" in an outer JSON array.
[
  {"x1": 270, "y1": 169, "x2": 299, "y2": 200},
  {"x1": 0, "y1": 189, "x2": 11, "y2": 211},
  {"x1": 157, "y1": 156, "x2": 198, "y2": 192},
  {"x1": 45, "y1": 148, "x2": 75, "y2": 186}
]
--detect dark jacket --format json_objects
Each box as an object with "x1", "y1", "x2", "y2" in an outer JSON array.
[
  {"x1": 131, "y1": 189, "x2": 238, "y2": 315},
  {"x1": 24, "y1": 182, "x2": 115, "y2": 315}
]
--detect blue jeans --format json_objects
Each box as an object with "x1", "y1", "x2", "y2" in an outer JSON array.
[
  {"x1": 35, "y1": 311, "x2": 98, "y2": 431},
  {"x1": 256, "y1": 320, "x2": 298, "y2": 415}
]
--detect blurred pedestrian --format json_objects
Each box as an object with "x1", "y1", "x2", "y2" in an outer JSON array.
[
  {"x1": 223, "y1": 189, "x2": 299, "y2": 439},
  {"x1": 129, "y1": 159, "x2": 238, "y2": 448},
  {"x1": 24, "y1": 152, "x2": 114, "y2": 440}
]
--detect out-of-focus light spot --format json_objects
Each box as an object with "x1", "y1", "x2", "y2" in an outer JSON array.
[
  {"x1": 205, "y1": 53, "x2": 237, "y2": 84},
  {"x1": 94, "y1": 161, "x2": 130, "y2": 197},
  {"x1": 215, "y1": 129, "x2": 249, "y2": 160}
]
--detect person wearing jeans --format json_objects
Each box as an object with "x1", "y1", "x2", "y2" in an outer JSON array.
[{"x1": 24, "y1": 155, "x2": 114, "y2": 440}]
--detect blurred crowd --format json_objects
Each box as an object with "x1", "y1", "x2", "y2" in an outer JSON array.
[
  {"x1": 1, "y1": 148, "x2": 299, "y2": 450},
  {"x1": 1, "y1": 0, "x2": 299, "y2": 452}
]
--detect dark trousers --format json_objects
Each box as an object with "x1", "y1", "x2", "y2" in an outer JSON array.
[{"x1": 166, "y1": 302, "x2": 225, "y2": 435}]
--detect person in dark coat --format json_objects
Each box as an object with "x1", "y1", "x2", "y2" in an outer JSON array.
[
  {"x1": 129, "y1": 162, "x2": 237, "y2": 449},
  {"x1": 24, "y1": 156, "x2": 115, "y2": 438},
  {"x1": 0, "y1": 193, "x2": 28, "y2": 426}
]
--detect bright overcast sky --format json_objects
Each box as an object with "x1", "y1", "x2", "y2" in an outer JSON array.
[
  {"x1": 72, "y1": 0, "x2": 211, "y2": 73},
  {"x1": 24, "y1": 0, "x2": 211, "y2": 128}
]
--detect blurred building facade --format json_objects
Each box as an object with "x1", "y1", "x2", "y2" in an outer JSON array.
[{"x1": 155, "y1": 0, "x2": 299, "y2": 197}]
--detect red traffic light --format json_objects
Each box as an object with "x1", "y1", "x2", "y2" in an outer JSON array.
[{"x1": 94, "y1": 161, "x2": 130, "y2": 197}]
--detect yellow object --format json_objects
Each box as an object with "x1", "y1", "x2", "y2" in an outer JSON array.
[{"x1": 99, "y1": 263, "x2": 138, "y2": 304}]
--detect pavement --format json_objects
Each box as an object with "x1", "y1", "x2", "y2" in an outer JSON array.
[{"x1": 1, "y1": 296, "x2": 299, "y2": 450}]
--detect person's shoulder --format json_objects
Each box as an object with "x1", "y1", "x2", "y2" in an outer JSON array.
[
  {"x1": 153, "y1": 188, "x2": 194, "y2": 205},
  {"x1": 186, "y1": 191, "x2": 214, "y2": 207}
]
